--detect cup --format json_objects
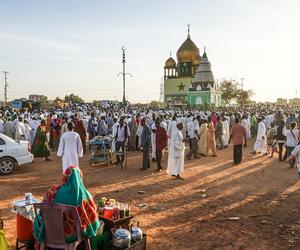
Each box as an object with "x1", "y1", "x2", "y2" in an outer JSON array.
[{"x1": 25, "y1": 193, "x2": 33, "y2": 204}]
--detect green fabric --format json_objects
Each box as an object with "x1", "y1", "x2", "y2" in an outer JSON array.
[
  {"x1": 32, "y1": 126, "x2": 50, "y2": 158},
  {"x1": 34, "y1": 167, "x2": 100, "y2": 244},
  {"x1": 89, "y1": 231, "x2": 110, "y2": 250},
  {"x1": 250, "y1": 116, "x2": 256, "y2": 127}
]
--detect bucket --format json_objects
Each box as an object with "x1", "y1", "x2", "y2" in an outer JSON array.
[{"x1": 16, "y1": 214, "x2": 33, "y2": 241}]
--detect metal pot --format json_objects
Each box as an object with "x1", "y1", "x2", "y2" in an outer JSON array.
[
  {"x1": 111, "y1": 228, "x2": 131, "y2": 249},
  {"x1": 131, "y1": 222, "x2": 143, "y2": 241}
]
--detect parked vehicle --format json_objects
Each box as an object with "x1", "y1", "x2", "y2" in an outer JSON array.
[{"x1": 0, "y1": 134, "x2": 34, "y2": 175}]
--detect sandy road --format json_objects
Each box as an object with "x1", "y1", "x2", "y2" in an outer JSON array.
[{"x1": 0, "y1": 141, "x2": 299, "y2": 249}]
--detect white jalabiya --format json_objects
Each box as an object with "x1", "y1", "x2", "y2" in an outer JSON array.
[
  {"x1": 167, "y1": 127, "x2": 185, "y2": 176},
  {"x1": 248, "y1": 118, "x2": 252, "y2": 138},
  {"x1": 15, "y1": 122, "x2": 26, "y2": 140},
  {"x1": 167, "y1": 120, "x2": 177, "y2": 138},
  {"x1": 151, "y1": 121, "x2": 156, "y2": 159},
  {"x1": 167, "y1": 120, "x2": 177, "y2": 147},
  {"x1": 28, "y1": 119, "x2": 40, "y2": 145},
  {"x1": 222, "y1": 120, "x2": 230, "y2": 146},
  {"x1": 136, "y1": 124, "x2": 143, "y2": 149},
  {"x1": 24, "y1": 123, "x2": 32, "y2": 142},
  {"x1": 57, "y1": 131, "x2": 83, "y2": 173},
  {"x1": 242, "y1": 119, "x2": 251, "y2": 139},
  {"x1": 253, "y1": 121, "x2": 268, "y2": 153}
]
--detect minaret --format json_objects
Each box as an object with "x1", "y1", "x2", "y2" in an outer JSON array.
[{"x1": 191, "y1": 47, "x2": 215, "y2": 90}]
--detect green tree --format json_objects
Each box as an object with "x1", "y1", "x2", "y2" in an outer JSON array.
[
  {"x1": 149, "y1": 100, "x2": 163, "y2": 109},
  {"x1": 64, "y1": 93, "x2": 84, "y2": 104},
  {"x1": 235, "y1": 89, "x2": 254, "y2": 106},
  {"x1": 54, "y1": 96, "x2": 62, "y2": 103},
  {"x1": 39, "y1": 95, "x2": 48, "y2": 103},
  {"x1": 220, "y1": 80, "x2": 238, "y2": 105}
]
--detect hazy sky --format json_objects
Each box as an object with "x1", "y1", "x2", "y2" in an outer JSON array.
[{"x1": 0, "y1": 0, "x2": 299, "y2": 103}]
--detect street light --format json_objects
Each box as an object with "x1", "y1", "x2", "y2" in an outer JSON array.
[{"x1": 117, "y1": 46, "x2": 132, "y2": 107}]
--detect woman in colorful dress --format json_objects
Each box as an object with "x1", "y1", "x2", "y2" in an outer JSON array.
[
  {"x1": 74, "y1": 120, "x2": 87, "y2": 153},
  {"x1": 34, "y1": 166, "x2": 100, "y2": 245},
  {"x1": 31, "y1": 120, "x2": 51, "y2": 161},
  {"x1": 52, "y1": 117, "x2": 62, "y2": 151},
  {"x1": 207, "y1": 116, "x2": 217, "y2": 157}
]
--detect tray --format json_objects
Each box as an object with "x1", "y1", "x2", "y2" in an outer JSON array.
[{"x1": 99, "y1": 215, "x2": 133, "y2": 231}]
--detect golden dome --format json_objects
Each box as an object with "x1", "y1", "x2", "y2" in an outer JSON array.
[
  {"x1": 176, "y1": 36, "x2": 200, "y2": 63},
  {"x1": 165, "y1": 56, "x2": 176, "y2": 68},
  {"x1": 192, "y1": 54, "x2": 201, "y2": 65}
]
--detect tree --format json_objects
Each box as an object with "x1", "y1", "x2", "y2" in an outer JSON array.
[
  {"x1": 64, "y1": 93, "x2": 84, "y2": 104},
  {"x1": 39, "y1": 95, "x2": 48, "y2": 104},
  {"x1": 149, "y1": 100, "x2": 163, "y2": 109},
  {"x1": 220, "y1": 79, "x2": 254, "y2": 106},
  {"x1": 54, "y1": 96, "x2": 62, "y2": 103},
  {"x1": 220, "y1": 80, "x2": 238, "y2": 105},
  {"x1": 235, "y1": 89, "x2": 254, "y2": 106}
]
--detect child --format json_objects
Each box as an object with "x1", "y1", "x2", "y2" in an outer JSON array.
[
  {"x1": 269, "y1": 139, "x2": 278, "y2": 158},
  {"x1": 268, "y1": 123, "x2": 277, "y2": 157}
]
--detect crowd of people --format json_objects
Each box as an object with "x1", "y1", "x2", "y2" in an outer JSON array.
[
  {"x1": 0, "y1": 104, "x2": 300, "y2": 179},
  {"x1": 1, "y1": 104, "x2": 300, "y2": 249}
]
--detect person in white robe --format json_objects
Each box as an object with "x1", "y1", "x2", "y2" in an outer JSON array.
[
  {"x1": 265, "y1": 113, "x2": 274, "y2": 129},
  {"x1": 167, "y1": 117, "x2": 177, "y2": 147},
  {"x1": 28, "y1": 117, "x2": 40, "y2": 145},
  {"x1": 167, "y1": 119, "x2": 185, "y2": 180},
  {"x1": 57, "y1": 122, "x2": 83, "y2": 173},
  {"x1": 247, "y1": 114, "x2": 252, "y2": 138},
  {"x1": 150, "y1": 118, "x2": 157, "y2": 161},
  {"x1": 4, "y1": 118, "x2": 14, "y2": 138},
  {"x1": 222, "y1": 116, "x2": 230, "y2": 147},
  {"x1": 252, "y1": 117, "x2": 268, "y2": 155},
  {"x1": 15, "y1": 117, "x2": 26, "y2": 140},
  {"x1": 111, "y1": 117, "x2": 119, "y2": 152},
  {"x1": 242, "y1": 115, "x2": 251, "y2": 139},
  {"x1": 160, "y1": 117, "x2": 168, "y2": 131},
  {"x1": 24, "y1": 120, "x2": 32, "y2": 142}
]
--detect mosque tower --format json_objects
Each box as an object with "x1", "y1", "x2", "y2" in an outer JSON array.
[
  {"x1": 163, "y1": 25, "x2": 221, "y2": 107},
  {"x1": 187, "y1": 48, "x2": 222, "y2": 107}
]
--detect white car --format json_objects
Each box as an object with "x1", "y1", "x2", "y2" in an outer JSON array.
[{"x1": 0, "y1": 133, "x2": 34, "y2": 175}]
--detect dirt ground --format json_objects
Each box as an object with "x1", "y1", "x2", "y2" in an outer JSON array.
[{"x1": 1, "y1": 140, "x2": 300, "y2": 250}]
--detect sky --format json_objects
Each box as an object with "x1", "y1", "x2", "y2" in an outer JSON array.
[{"x1": 0, "y1": 0, "x2": 299, "y2": 103}]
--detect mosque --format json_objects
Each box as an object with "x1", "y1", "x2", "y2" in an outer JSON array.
[{"x1": 163, "y1": 26, "x2": 222, "y2": 108}]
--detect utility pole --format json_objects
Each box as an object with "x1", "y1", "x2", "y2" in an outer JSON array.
[
  {"x1": 159, "y1": 77, "x2": 164, "y2": 103},
  {"x1": 117, "y1": 47, "x2": 132, "y2": 107},
  {"x1": 3, "y1": 71, "x2": 9, "y2": 104},
  {"x1": 240, "y1": 77, "x2": 245, "y2": 90}
]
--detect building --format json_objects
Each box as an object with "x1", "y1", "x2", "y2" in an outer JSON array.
[
  {"x1": 247, "y1": 101, "x2": 257, "y2": 106},
  {"x1": 29, "y1": 94, "x2": 47, "y2": 102},
  {"x1": 275, "y1": 98, "x2": 288, "y2": 106},
  {"x1": 11, "y1": 99, "x2": 40, "y2": 110},
  {"x1": 164, "y1": 27, "x2": 221, "y2": 107},
  {"x1": 289, "y1": 98, "x2": 300, "y2": 107}
]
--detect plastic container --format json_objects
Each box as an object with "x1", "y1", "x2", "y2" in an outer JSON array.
[
  {"x1": 16, "y1": 214, "x2": 33, "y2": 241},
  {"x1": 103, "y1": 207, "x2": 113, "y2": 219}
]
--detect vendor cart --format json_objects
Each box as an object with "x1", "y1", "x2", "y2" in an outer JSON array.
[{"x1": 89, "y1": 138, "x2": 113, "y2": 167}]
